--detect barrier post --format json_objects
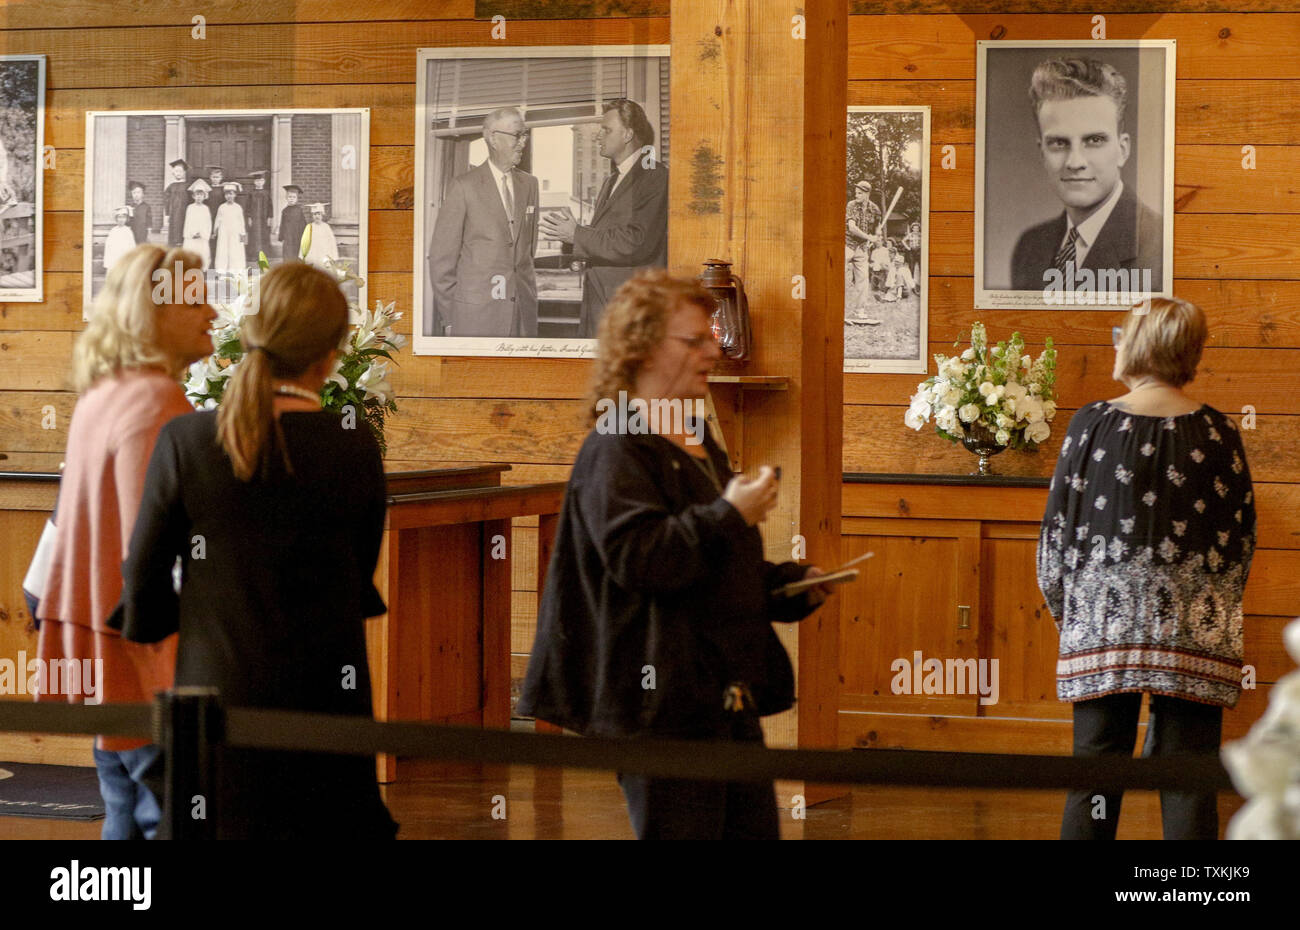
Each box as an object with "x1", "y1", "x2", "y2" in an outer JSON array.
[{"x1": 156, "y1": 687, "x2": 221, "y2": 840}]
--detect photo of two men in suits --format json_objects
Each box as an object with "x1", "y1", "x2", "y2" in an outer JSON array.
[
  {"x1": 976, "y1": 41, "x2": 1174, "y2": 310},
  {"x1": 425, "y1": 97, "x2": 668, "y2": 344}
]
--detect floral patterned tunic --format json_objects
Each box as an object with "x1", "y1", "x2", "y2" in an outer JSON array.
[{"x1": 1036, "y1": 402, "x2": 1256, "y2": 708}]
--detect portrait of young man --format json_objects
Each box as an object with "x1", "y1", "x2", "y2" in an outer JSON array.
[{"x1": 975, "y1": 42, "x2": 1174, "y2": 309}]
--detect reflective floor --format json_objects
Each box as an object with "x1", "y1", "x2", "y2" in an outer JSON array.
[{"x1": 0, "y1": 760, "x2": 1244, "y2": 840}]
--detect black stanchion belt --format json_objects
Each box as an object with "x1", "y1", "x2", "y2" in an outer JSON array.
[{"x1": 0, "y1": 701, "x2": 1236, "y2": 792}]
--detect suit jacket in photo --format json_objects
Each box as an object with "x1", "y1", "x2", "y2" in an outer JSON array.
[
  {"x1": 244, "y1": 187, "x2": 273, "y2": 260},
  {"x1": 128, "y1": 202, "x2": 153, "y2": 244},
  {"x1": 278, "y1": 203, "x2": 307, "y2": 261},
  {"x1": 163, "y1": 181, "x2": 189, "y2": 247},
  {"x1": 570, "y1": 158, "x2": 669, "y2": 338},
  {"x1": 1010, "y1": 185, "x2": 1163, "y2": 294},
  {"x1": 428, "y1": 161, "x2": 539, "y2": 338}
]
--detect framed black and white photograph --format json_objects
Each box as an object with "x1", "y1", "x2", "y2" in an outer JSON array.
[
  {"x1": 82, "y1": 108, "x2": 369, "y2": 316},
  {"x1": 413, "y1": 45, "x2": 670, "y2": 359},
  {"x1": 975, "y1": 39, "x2": 1175, "y2": 310},
  {"x1": 0, "y1": 55, "x2": 45, "y2": 302},
  {"x1": 845, "y1": 105, "x2": 929, "y2": 374}
]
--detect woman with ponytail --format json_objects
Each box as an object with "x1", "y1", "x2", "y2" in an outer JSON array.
[
  {"x1": 36, "y1": 243, "x2": 214, "y2": 840},
  {"x1": 111, "y1": 262, "x2": 397, "y2": 839}
]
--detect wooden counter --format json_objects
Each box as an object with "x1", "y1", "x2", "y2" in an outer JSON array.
[{"x1": 0, "y1": 467, "x2": 565, "y2": 782}]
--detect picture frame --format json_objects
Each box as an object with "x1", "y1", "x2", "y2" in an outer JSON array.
[
  {"x1": 844, "y1": 105, "x2": 930, "y2": 375},
  {"x1": 975, "y1": 39, "x2": 1175, "y2": 310},
  {"x1": 0, "y1": 55, "x2": 46, "y2": 303},
  {"x1": 413, "y1": 45, "x2": 670, "y2": 359},
  {"x1": 82, "y1": 108, "x2": 369, "y2": 317}
]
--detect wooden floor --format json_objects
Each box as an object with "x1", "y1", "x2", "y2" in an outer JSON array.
[{"x1": 0, "y1": 760, "x2": 1245, "y2": 840}]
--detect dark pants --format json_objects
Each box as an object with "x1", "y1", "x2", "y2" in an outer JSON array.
[
  {"x1": 617, "y1": 712, "x2": 779, "y2": 840},
  {"x1": 1061, "y1": 692, "x2": 1223, "y2": 840},
  {"x1": 93, "y1": 745, "x2": 165, "y2": 840}
]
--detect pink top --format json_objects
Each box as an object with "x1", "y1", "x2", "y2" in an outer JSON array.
[{"x1": 36, "y1": 368, "x2": 194, "y2": 750}]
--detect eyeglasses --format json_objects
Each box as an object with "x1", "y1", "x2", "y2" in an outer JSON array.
[
  {"x1": 1112, "y1": 325, "x2": 1123, "y2": 347},
  {"x1": 668, "y1": 333, "x2": 717, "y2": 351},
  {"x1": 493, "y1": 129, "x2": 529, "y2": 145}
]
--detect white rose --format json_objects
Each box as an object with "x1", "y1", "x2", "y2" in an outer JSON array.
[
  {"x1": 995, "y1": 428, "x2": 1011, "y2": 446},
  {"x1": 996, "y1": 412, "x2": 1014, "y2": 429},
  {"x1": 1025, "y1": 420, "x2": 1051, "y2": 443},
  {"x1": 978, "y1": 381, "x2": 996, "y2": 400},
  {"x1": 958, "y1": 403, "x2": 981, "y2": 423},
  {"x1": 961, "y1": 347, "x2": 976, "y2": 361},
  {"x1": 935, "y1": 407, "x2": 961, "y2": 434},
  {"x1": 942, "y1": 387, "x2": 963, "y2": 407}
]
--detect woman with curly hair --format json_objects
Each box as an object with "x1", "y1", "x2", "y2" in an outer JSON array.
[{"x1": 519, "y1": 269, "x2": 835, "y2": 840}]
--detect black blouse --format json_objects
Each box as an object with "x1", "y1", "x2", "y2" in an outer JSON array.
[{"x1": 1036, "y1": 402, "x2": 1256, "y2": 707}]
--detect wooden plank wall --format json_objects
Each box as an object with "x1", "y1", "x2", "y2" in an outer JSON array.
[
  {"x1": 4, "y1": 5, "x2": 1298, "y2": 739},
  {"x1": 843, "y1": 10, "x2": 1300, "y2": 732},
  {"x1": 0, "y1": 3, "x2": 667, "y2": 727},
  {"x1": 844, "y1": 11, "x2": 1300, "y2": 482}
]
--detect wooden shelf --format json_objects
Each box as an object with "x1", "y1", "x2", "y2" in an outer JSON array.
[{"x1": 706, "y1": 374, "x2": 788, "y2": 390}]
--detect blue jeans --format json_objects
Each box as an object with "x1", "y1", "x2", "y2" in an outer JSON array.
[{"x1": 93, "y1": 745, "x2": 164, "y2": 840}]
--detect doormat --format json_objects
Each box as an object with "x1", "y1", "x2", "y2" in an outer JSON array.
[{"x1": 0, "y1": 763, "x2": 104, "y2": 820}]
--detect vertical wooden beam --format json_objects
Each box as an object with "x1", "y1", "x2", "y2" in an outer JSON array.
[
  {"x1": 797, "y1": 0, "x2": 847, "y2": 804},
  {"x1": 669, "y1": 1, "x2": 845, "y2": 787}
]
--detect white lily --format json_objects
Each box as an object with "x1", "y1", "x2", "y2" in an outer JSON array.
[
  {"x1": 325, "y1": 355, "x2": 348, "y2": 391},
  {"x1": 357, "y1": 362, "x2": 392, "y2": 406}
]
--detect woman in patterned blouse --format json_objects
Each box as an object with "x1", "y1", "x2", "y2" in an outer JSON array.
[{"x1": 1037, "y1": 297, "x2": 1256, "y2": 840}]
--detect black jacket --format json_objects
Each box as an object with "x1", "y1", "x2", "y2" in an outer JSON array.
[{"x1": 518, "y1": 425, "x2": 819, "y2": 738}]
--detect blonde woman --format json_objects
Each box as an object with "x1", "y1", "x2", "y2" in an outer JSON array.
[
  {"x1": 112, "y1": 262, "x2": 397, "y2": 839},
  {"x1": 1038, "y1": 297, "x2": 1256, "y2": 840},
  {"x1": 36, "y1": 244, "x2": 214, "y2": 840}
]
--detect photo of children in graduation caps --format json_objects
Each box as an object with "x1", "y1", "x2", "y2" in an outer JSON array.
[{"x1": 82, "y1": 108, "x2": 368, "y2": 312}]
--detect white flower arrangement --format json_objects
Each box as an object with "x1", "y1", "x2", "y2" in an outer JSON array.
[
  {"x1": 904, "y1": 322, "x2": 1058, "y2": 451},
  {"x1": 184, "y1": 254, "x2": 406, "y2": 455}
]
